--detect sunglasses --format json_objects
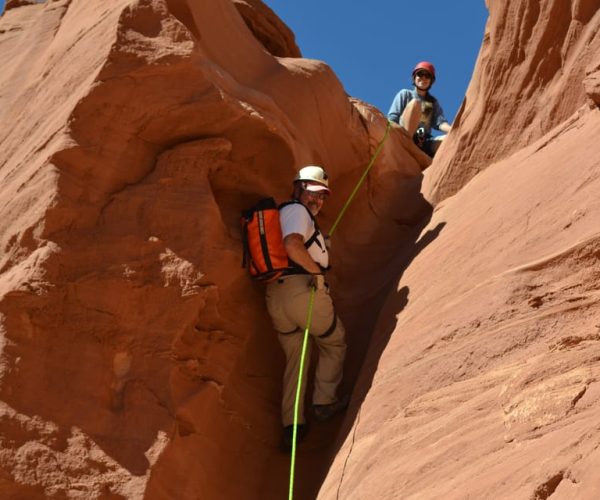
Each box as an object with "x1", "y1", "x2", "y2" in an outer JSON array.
[
  {"x1": 415, "y1": 71, "x2": 432, "y2": 79},
  {"x1": 305, "y1": 191, "x2": 329, "y2": 200}
]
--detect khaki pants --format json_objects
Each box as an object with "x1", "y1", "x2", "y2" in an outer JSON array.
[{"x1": 266, "y1": 275, "x2": 346, "y2": 426}]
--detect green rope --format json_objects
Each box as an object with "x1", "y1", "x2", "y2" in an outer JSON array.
[
  {"x1": 288, "y1": 286, "x2": 316, "y2": 500},
  {"x1": 287, "y1": 121, "x2": 391, "y2": 498},
  {"x1": 329, "y1": 120, "x2": 392, "y2": 236}
]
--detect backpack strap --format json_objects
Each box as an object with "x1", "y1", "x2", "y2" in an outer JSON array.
[
  {"x1": 304, "y1": 230, "x2": 321, "y2": 250},
  {"x1": 279, "y1": 199, "x2": 328, "y2": 274},
  {"x1": 278, "y1": 200, "x2": 321, "y2": 250}
]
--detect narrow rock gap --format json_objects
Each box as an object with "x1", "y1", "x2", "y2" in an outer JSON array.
[{"x1": 301, "y1": 196, "x2": 438, "y2": 499}]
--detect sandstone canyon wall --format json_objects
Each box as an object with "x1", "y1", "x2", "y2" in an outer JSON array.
[
  {"x1": 321, "y1": 0, "x2": 600, "y2": 499},
  {"x1": 1, "y1": 0, "x2": 599, "y2": 499},
  {"x1": 0, "y1": 0, "x2": 428, "y2": 498}
]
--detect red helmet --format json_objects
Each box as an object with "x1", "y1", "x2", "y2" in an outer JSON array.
[{"x1": 412, "y1": 61, "x2": 436, "y2": 82}]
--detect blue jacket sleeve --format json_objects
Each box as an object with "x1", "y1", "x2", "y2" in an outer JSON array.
[{"x1": 387, "y1": 89, "x2": 410, "y2": 123}]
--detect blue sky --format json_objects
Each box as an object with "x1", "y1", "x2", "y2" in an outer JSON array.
[{"x1": 264, "y1": 1, "x2": 489, "y2": 126}]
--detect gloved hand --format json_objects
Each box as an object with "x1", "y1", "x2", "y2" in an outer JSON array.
[{"x1": 310, "y1": 273, "x2": 326, "y2": 291}]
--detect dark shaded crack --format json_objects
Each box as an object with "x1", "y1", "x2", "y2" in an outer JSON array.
[
  {"x1": 550, "y1": 333, "x2": 600, "y2": 351},
  {"x1": 0, "y1": 26, "x2": 23, "y2": 34},
  {"x1": 532, "y1": 471, "x2": 565, "y2": 499},
  {"x1": 335, "y1": 405, "x2": 362, "y2": 500},
  {"x1": 570, "y1": 385, "x2": 587, "y2": 409}
]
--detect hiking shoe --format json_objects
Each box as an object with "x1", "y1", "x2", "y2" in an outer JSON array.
[
  {"x1": 313, "y1": 394, "x2": 350, "y2": 422},
  {"x1": 281, "y1": 423, "x2": 308, "y2": 452}
]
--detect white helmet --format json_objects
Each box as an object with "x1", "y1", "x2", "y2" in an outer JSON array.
[{"x1": 294, "y1": 165, "x2": 330, "y2": 192}]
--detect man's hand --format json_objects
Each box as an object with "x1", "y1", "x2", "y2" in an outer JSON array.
[{"x1": 310, "y1": 274, "x2": 326, "y2": 291}]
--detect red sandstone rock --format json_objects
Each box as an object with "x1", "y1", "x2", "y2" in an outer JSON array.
[
  {"x1": 0, "y1": 0, "x2": 424, "y2": 498},
  {"x1": 3, "y1": 0, "x2": 598, "y2": 499},
  {"x1": 424, "y1": 0, "x2": 600, "y2": 204},
  {"x1": 320, "y1": 1, "x2": 600, "y2": 499},
  {"x1": 232, "y1": 0, "x2": 301, "y2": 58},
  {"x1": 4, "y1": 0, "x2": 38, "y2": 11}
]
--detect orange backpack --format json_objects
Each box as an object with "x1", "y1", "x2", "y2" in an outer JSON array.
[{"x1": 241, "y1": 198, "x2": 320, "y2": 282}]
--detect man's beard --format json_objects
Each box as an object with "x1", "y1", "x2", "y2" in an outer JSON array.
[{"x1": 306, "y1": 200, "x2": 321, "y2": 215}]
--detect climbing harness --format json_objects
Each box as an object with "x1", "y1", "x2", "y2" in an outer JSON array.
[
  {"x1": 288, "y1": 286, "x2": 315, "y2": 500},
  {"x1": 287, "y1": 121, "x2": 392, "y2": 499}
]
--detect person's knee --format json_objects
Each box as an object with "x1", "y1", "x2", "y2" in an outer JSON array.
[
  {"x1": 401, "y1": 99, "x2": 421, "y2": 134},
  {"x1": 402, "y1": 99, "x2": 418, "y2": 117},
  {"x1": 406, "y1": 98, "x2": 420, "y2": 109}
]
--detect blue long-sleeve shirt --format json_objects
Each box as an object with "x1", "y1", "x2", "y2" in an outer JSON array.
[{"x1": 387, "y1": 88, "x2": 448, "y2": 137}]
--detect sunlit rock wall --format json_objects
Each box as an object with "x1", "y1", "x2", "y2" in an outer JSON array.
[
  {"x1": 0, "y1": 0, "x2": 428, "y2": 498},
  {"x1": 320, "y1": 1, "x2": 600, "y2": 499}
]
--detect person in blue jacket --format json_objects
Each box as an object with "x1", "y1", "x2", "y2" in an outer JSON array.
[{"x1": 388, "y1": 61, "x2": 452, "y2": 157}]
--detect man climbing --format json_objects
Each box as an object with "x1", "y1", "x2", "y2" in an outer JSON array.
[
  {"x1": 388, "y1": 61, "x2": 452, "y2": 157},
  {"x1": 265, "y1": 165, "x2": 348, "y2": 451}
]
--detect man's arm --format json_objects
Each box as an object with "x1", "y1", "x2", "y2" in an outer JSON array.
[{"x1": 284, "y1": 233, "x2": 322, "y2": 274}]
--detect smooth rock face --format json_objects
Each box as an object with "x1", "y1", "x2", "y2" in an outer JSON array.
[
  {"x1": 320, "y1": 1, "x2": 600, "y2": 499},
  {"x1": 0, "y1": 1, "x2": 426, "y2": 499},
  {"x1": 424, "y1": 0, "x2": 600, "y2": 204}
]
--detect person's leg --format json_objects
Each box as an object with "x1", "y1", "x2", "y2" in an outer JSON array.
[
  {"x1": 312, "y1": 318, "x2": 346, "y2": 405},
  {"x1": 301, "y1": 285, "x2": 347, "y2": 407},
  {"x1": 269, "y1": 276, "x2": 347, "y2": 425},
  {"x1": 400, "y1": 99, "x2": 422, "y2": 137},
  {"x1": 266, "y1": 278, "x2": 311, "y2": 427}
]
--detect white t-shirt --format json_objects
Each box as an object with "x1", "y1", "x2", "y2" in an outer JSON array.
[{"x1": 279, "y1": 203, "x2": 329, "y2": 269}]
